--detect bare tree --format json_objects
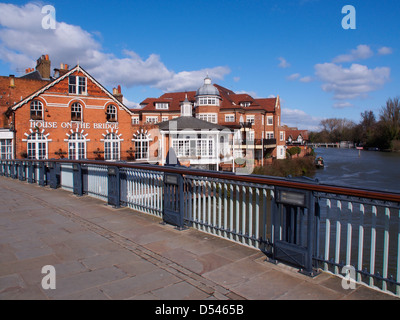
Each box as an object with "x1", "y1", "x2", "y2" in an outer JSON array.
[{"x1": 380, "y1": 97, "x2": 400, "y2": 142}]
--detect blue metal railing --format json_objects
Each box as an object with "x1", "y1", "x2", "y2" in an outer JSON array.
[{"x1": 1, "y1": 158, "x2": 399, "y2": 297}]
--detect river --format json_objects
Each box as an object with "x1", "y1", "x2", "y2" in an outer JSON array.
[{"x1": 313, "y1": 147, "x2": 400, "y2": 193}]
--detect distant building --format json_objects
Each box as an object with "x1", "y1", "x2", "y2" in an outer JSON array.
[{"x1": 131, "y1": 76, "x2": 286, "y2": 170}]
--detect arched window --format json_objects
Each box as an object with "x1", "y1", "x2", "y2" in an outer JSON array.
[
  {"x1": 104, "y1": 132, "x2": 121, "y2": 160},
  {"x1": 68, "y1": 132, "x2": 86, "y2": 159},
  {"x1": 133, "y1": 133, "x2": 149, "y2": 160},
  {"x1": 30, "y1": 100, "x2": 43, "y2": 120},
  {"x1": 71, "y1": 102, "x2": 82, "y2": 121},
  {"x1": 27, "y1": 132, "x2": 47, "y2": 159},
  {"x1": 106, "y1": 105, "x2": 117, "y2": 122}
]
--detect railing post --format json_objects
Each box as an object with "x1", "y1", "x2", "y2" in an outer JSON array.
[
  {"x1": 72, "y1": 163, "x2": 83, "y2": 196},
  {"x1": 48, "y1": 161, "x2": 59, "y2": 189},
  {"x1": 27, "y1": 161, "x2": 34, "y2": 183},
  {"x1": 272, "y1": 186, "x2": 319, "y2": 277},
  {"x1": 163, "y1": 172, "x2": 185, "y2": 230},
  {"x1": 107, "y1": 166, "x2": 120, "y2": 208},
  {"x1": 38, "y1": 161, "x2": 46, "y2": 186},
  {"x1": 11, "y1": 161, "x2": 17, "y2": 179},
  {"x1": 18, "y1": 161, "x2": 25, "y2": 181}
]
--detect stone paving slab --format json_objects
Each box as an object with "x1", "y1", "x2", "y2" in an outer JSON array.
[{"x1": 0, "y1": 177, "x2": 399, "y2": 301}]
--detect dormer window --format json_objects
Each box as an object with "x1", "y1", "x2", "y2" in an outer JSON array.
[
  {"x1": 240, "y1": 102, "x2": 251, "y2": 107},
  {"x1": 69, "y1": 76, "x2": 87, "y2": 95},
  {"x1": 155, "y1": 102, "x2": 169, "y2": 110}
]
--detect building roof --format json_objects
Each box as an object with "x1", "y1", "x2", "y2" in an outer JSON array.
[
  {"x1": 158, "y1": 116, "x2": 230, "y2": 131},
  {"x1": 134, "y1": 81, "x2": 279, "y2": 114},
  {"x1": 10, "y1": 65, "x2": 132, "y2": 115},
  {"x1": 195, "y1": 76, "x2": 220, "y2": 97}
]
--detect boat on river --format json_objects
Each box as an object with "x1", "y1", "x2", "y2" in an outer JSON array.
[{"x1": 315, "y1": 156, "x2": 324, "y2": 168}]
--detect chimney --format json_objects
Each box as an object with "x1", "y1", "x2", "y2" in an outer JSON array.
[
  {"x1": 36, "y1": 54, "x2": 51, "y2": 79},
  {"x1": 113, "y1": 85, "x2": 123, "y2": 103},
  {"x1": 9, "y1": 75, "x2": 15, "y2": 87},
  {"x1": 54, "y1": 63, "x2": 70, "y2": 78}
]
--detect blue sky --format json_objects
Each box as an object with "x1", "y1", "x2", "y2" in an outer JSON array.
[{"x1": 0, "y1": 0, "x2": 399, "y2": 130}]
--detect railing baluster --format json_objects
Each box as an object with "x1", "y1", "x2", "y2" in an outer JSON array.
[
  {"x1": 242, "y1": 185, "x2": 246, "y2": 244},
  {"x1": 218, "y1": 182, "x2": 222, "y2": 237},
  {"x1": 235, "y1": 185, "x2": 240, "y2": 242},
  {"x1": 370, "y1": 205, "x2": 377, "y2": 287},
  {"x1": 223, "y1": 183, "x2": 228, "y2": 239},
  {"x1": 382, "y1": 207, "x2": 390, "y2": 292},
  {"x1": 212, "y1": 181, "x2": 217, "y2": 234},
  {"x1": 397, "y1": 208, "x2": 400, "y2": 296},
  {"x1": 230, "y1": 184, "x2": 234, "y2": 241},
  {"x1": 335, "y1": 200, "x2": 342, "y2": 275},
  {"x1": 346, "y1": 202, "x2": 353, "y2": 267},
  {"x1": 358, "y1": 204, "x2": 365, "y2": 283}
]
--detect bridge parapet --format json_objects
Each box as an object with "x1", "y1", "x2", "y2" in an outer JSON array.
[{"x1": 1, "y1": 159, "x2": 399, "y2": 297}]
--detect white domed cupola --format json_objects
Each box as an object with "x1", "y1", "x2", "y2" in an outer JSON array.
[{"x1": 195, "y1": 75, "x2": 220, "y2": 106}]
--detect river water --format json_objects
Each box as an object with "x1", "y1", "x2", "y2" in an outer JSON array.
[{"x1": 313, "y1": 147, "x2": 400, "y2": 193}]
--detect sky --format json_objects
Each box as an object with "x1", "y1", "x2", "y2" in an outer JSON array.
[{"x1": 0, "y1": 0, "x2": 399, "y2": 131}]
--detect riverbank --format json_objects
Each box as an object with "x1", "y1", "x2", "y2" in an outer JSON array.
[{"x1": 253, "y1": 156, "x2": 316, "y2": 178}]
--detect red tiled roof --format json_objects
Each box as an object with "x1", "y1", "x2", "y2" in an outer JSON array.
[{"x1": 135, "y1": 84, "x2": 278, "y2": 114}]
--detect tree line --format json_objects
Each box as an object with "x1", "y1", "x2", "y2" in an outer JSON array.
[{"x1": 309, "y1": 97, "x2": 400, "y2": 151}]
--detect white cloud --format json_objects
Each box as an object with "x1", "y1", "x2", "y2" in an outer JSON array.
[
  {"x1": 332, "y1": 44, "x2": 373, "y2": 63},
  {"x1": 378, "y1": 46, "x2": 393, "y2": 55},
  {"x1": 278, "y1": 57, "x2": 290, "y2": 68},
  {"x1": 314, "y1": 63, "x2": 390, "y2": 100},
  {"x1": 0, "y1": 3, "x2": 230, "y2": 92},
  {"x1": 287, "y1": 73, "x2": 300, "y2": 81},
  {"x1": 333, "y1": 101, "x2": 353, "y2": 109},
  {"x1": 282, "y1": 108, "x2": 322, "y2": 131},
  {"x1": 299, "y1": 76, "x2": 313, "y2": 83}
]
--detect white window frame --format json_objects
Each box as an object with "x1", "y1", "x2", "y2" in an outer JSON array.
[
  {"x1": 265, "y1": 131, "x2": 274, "y2": 139},
  {"x1": 161, "y1": 116, "x2": 169, "y2": 122},
  {"x1": 133, "y1": 133, "x2": 150, "y2": 160},
  {"x1": 246, "y1": 115, "x2": 255, "y2": 125},
  {"x1": 132, "y1": 117, "x2": 139, "y2": 124},
  {"x1": 71, "y1": 102, "x2": 83, "y2": 122},
  {"x1": 155, "y1": 102, "x2": 169, "y2": 110},
  {"x1": 30, "y1": 100, "x2": 43, "y2": 120},
  {"x1": 146, "y1": 116, "x2": 158, "y2": 124},
  {"x1": 69, "y1": 76, "x2": 87, "y2": 95},
  {"x1": 106, "y1": 105, "x2": 117, "y2": 122},
  {"x1": 197, "y1": 96, "x2": 219, "y2": 106},
  {"x1": 103, "y1": 132, "x2": 121, "y2": 161},
  {"x1": 240, "y1": 102, "x2": 251, "y2": 107},
  {"x1": 27, "y1": 132, "x2": 48, "y2": 160},
  {"x1": 225, "y1": 114, "x2": 235, "y2": 122},
  {"x1": 196, "y1": 113, "x2": 217, "y2": 124},
  {"x1": 267, "y1": 116, "x2": 273, "y2": 126},
  {"x1": 68, "y1": 132, "x2": 86, "y2": 160},
  {"x1": 280, "y1": 131, "x2": 285, "y2": 141},
  {"x1": 0, "y1": 139, "x2": 13, "y2": 159}
]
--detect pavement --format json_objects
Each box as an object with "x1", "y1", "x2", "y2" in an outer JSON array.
[{"x1": 0, "y1": 176, "x2": 398, "y2": 301}]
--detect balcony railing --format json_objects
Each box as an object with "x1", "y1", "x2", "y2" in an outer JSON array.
[{"x1": 1, "y1": 159, "x2": 399, "y2": 297}]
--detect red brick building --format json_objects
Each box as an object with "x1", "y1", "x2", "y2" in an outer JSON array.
[
  {"x1": 131, "y1": 76, "x2": 286, "y2": 168},
  {"x1": 4, "y1": 60, "x2": 135, "y2": 161}
]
